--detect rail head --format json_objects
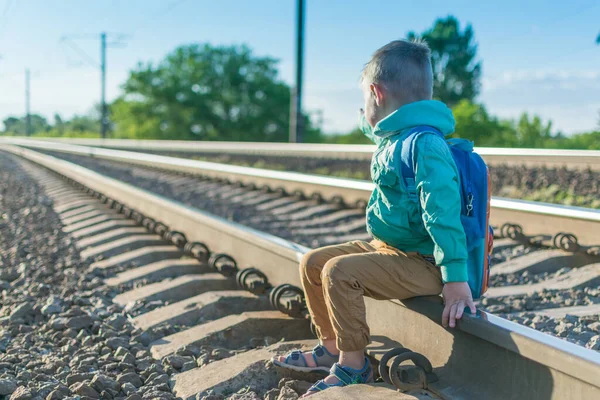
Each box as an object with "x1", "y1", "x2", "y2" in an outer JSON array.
[{"x1": 4, "y1": 143, "x2": 600, "y2": 399}]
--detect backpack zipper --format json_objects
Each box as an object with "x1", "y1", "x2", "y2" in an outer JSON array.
[{"x1": 465, "y1": 151, "x2": 474, "y2": 217}]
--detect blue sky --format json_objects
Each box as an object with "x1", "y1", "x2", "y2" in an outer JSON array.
[{"x1": 0, "y1": 0, "x2": 599, "y2": 135}]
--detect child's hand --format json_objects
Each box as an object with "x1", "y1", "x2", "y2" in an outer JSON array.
[{"x1": 442, "y1": 282, "x2": 476, "y2": 328}]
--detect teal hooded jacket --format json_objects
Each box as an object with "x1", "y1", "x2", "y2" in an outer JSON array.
[{"x1": 362, "y1": 100, "x2": 468, "y2": 283}]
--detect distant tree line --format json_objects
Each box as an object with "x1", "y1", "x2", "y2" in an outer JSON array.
[{"x1": 1, "y1": 16, "x2": 598, "y2": 149}]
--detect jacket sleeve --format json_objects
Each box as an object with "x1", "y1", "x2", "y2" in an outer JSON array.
[{"x1": 414, "y1": 134, "x2": 468, "y2": 283}]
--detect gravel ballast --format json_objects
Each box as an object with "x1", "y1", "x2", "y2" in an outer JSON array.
[{"x1": 0, "y1": 153, "x2": 180, "y2": 400}]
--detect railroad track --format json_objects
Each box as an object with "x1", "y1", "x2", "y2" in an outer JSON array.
[
  {"x1": 17, "y1": 137, "x2": 600, "y2": 171},
  {"x1": 1, "y1": 141, "x2": 600, "y2": 399}
]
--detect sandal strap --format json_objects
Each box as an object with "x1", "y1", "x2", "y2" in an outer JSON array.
[
  {"x1": 311, "y1": 344, "x2": 339, "y2": 367},
  {"x1": 284, "y1": 350, "x2": 308, "y2": 367},
  {"x1": 330, "y1": 359, "x2": 372, "y2": 385},
  {"x1": 331, "y1": 363, "x2": 355, "y2": 385},
  {"x1": 308, "y1": 379, "x2": 344, "y2": 393}
]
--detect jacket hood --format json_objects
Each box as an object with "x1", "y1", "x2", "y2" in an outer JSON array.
[{"x1": 372, "y1": 100, "x2": 456, "y2": 139}]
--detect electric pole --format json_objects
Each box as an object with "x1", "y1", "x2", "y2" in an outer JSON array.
[
  {"x1": 289, "y1": 0, "x2": 305, "y2": 143},
  {"x1": 100, "y1": 32, "x2": 107, "y2": 139},
  {"x1": 25, "y1": 68, "x2": 31, "y2": 136},
  {"x1": 61, "y1": 32, "x2": 127, "y2": 139}
]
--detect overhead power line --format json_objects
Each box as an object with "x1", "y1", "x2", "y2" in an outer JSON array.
[
  {"x1": 0, "y1": 0, "x2": 15, "y2": 42},
  {"x1": 59, "y1": 32, "x2": 128, "y2": 139},
  {"x1": 60, "y1": 36, "x2": 100, "y2": 68},
  {"x1": 129, "y1": 0, "x2": 189, "y2": 36}
]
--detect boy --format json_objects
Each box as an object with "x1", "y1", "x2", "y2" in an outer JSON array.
[{"x1": 273, "y1": 39, "x2": 475, "y2": 397}]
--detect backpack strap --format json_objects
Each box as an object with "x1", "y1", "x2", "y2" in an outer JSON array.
[{"x1": 399, "y1": 125, "x2": 445, "y2": 203}]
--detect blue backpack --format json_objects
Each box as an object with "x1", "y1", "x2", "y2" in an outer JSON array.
[{"x1": 399, "y1": 126, "x2": 493, "y2": 299}]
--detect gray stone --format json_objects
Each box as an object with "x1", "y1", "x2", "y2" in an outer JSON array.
[
  {"x1": 197, "y1": 353, "x2": 210, "y2": 368},
  {"x1": 277, "y1": 386, "x2": 299, "y2": 399},
  {"x1": 132, "y1": 331, "x2": 152, "y2": 347},
  {"x1": 196, "y1": 394, "x2": 224, "y2": 400},
  {"x1": 91, "y1": 374, "x2": 120, "y2": 393},
  {"x1": 70, "y1": 381, "x2": 99, "y2": 399},
  {"x1": 35, "y1": 383, "x2": 55, "y2": 399},
  {"x1": 10, "y1": 303, "x2": 34, "y2": 322},
  {"x1": 125, "y1": 395, "x2": 142, "y2": 400},
  {"x1": 135, "y1": 357, "x2": 153, "y2": 371},
  {"x1": 121, "y1": 353, "x2": 136, "y2": 365},
  {"x1": 116, "y1": 372, "x2": 143, "y2": 388},
  {"x1": 163, "y1": 355, "x2": 193, "y2": 370},
  {"x1": 8, "y1": 386, "x2": 33, "y2": 400},
  {"x1": 284, "y1": 380, "x2": 312, "y2": 395},
  {"x1": 0, "y1": 378, "x2": 17, "y2": 395},
  {"x1": 106, "y1": 315, "x2": 128, "y2": 331},
  {"x1": 586, "y1": 335, "x2": 600, "y2": 351},
  {"x1": 41, "y1": 303, "x2": 62, "y2": 316},
  {"x1": 211, "y1": 348, "x2": 232, "y2": 361},
  {"x1": 121, "y1": 382, "x2": 136, "y2": 395},
  {"x1": 554, "y1": 323, "x2": 571, "y2": 337},
  {"x1": 64, "y1": 329, "x2": 78, "y2": 338},
  {"x1": 66, "y1": 315, "x2": 94, "y2": 330},
  {"x1": 181, "y1": 360, "x2": 196, "y2": 372},
  {"x1": 140, "y1": 389, "x2": 173, "y2": 399},
  {"x1": 66, "y1": 373, "x2": 94, "y2": 386},
  {"x1": 229, "y1": 390, "x2": 262, "y2": 400},
  {"x1": 148, "y1": 374, "x2": 169, "y2": 386},
  {"x1": 106, "y1": 337, "x2": 129, "y2": 350},
  {"x1": 588, "y1": 322, "x2": 600, "y2": 333},
  {"x1": 264, "y1": 389, "x2": 280, "y2": 400},
  {"x1": 114, "y1": 347, "x2": 130, "y2": 359},
  {"x1": 46, "y1": 390, "x2": 67, "y2": 400},
  {"x1": 50, "y1": 317, "x2": 69, "y2": 331}
]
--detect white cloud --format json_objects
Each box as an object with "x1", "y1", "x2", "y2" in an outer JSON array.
[
  {"x1": 482, "y1": 69, "x2": 600, "y2": 91},
  {"x1": 490, "y1": 103, "x2": 600, "y2": 135},
  {"x1": 480, "y1": 68, "x2": 599, "y2": 134}
]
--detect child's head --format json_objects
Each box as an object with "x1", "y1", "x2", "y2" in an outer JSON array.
[{"x1": 360, "y1": 39, "x2": 433, "y2": 127}]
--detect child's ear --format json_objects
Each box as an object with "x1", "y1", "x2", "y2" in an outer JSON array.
[{"x1": 370, "y1": 83, "x2": 384, "y2": 106}]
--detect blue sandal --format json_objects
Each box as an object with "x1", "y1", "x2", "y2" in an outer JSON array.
[
  {"x1": 271, "y1": 344, "x2": 339, "y2": 373},
  {"x1": 305, "y1": 358, "x2": 373, "y2": 395}
]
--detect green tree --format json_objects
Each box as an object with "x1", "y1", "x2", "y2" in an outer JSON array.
[
  {"x1": 451, "y1": 100, "x2": 517, "y2": 146},
  {"x1": 2, "y1": 116, "x2": 21, "y2": 134},
  {"x1": 111, "y1": 43, "x2": 321, "y2": 142},
  {"x1": 516, "y1": 113, "x2": 553, "y2": 148},
  {"x1": 1, "y1": 114, "x2": 50, "y2": 135},
  {"x1": 408, "y1": 16, "x2": 482, "y2": 107},
  {"x1": 326, "y1": 128, "x2": 373, "y2": 144}
]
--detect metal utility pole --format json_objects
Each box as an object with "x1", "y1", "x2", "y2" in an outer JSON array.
[
  {"x1": 289, "y1": 0, "x2": 305, "y2": 143},
  {"x1": 25, "y1": 69, "x2": 31, "y2": 136},
  {"x1": 61, "y1": 32, "x2": 127, "y2": 139},
  {"x1": 100, "y1": 32, "x2": 107, "y2": 139}
]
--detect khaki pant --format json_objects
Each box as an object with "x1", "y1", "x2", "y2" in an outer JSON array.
[{"x1": 300, "y1": 239, "x2": 443, "y2": 352}]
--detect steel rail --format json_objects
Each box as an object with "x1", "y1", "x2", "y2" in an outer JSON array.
[
  {"x1": 3, "y1": 144, "x2": 600, "y2": 400},
  {"x1": 4, "y1": 138, "x2": 599, "y2": 249},
  {"x1": 9, "y1": 136, "x2": 600, "y2": 170}
]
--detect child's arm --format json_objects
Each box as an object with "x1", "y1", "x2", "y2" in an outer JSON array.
[{"x1": 414, "y1": 134, "x2": 475, "y2": 327}]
